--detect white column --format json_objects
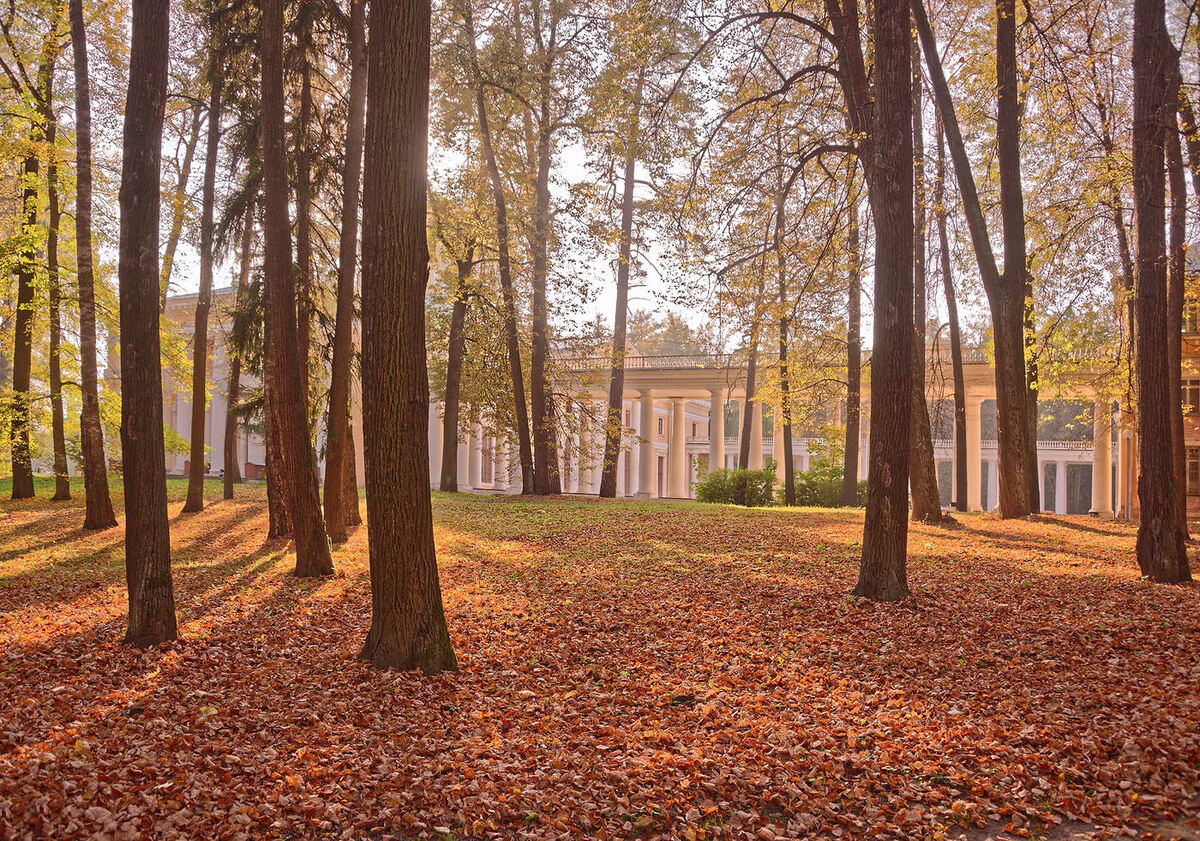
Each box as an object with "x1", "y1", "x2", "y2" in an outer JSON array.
[
  {"x1": 772, "y1": 402, "x2": 785, "y2": 482},
  {"x1": 456, "y1": 428, "x2": 470, "y2": 489},
  {"x1": 508, "y1": 442, "x2": 523, "y2": 494},
  {"x1": 578, "y1": 407, "x2": 594, "y2": 494},
  {"x1": 966, "y1": 397, "x2": 982, "y2": 511},
  {"x1": 638, "y1": 390, "x2": 655, "y2": 498},
  {"x1": 749, "y1": 400, "x2": 764, "y2": 470},
  {"x1": 468, "y1": 423, "x2": 483, "y2": 489},
  {"x1": 1055, "y1": 460, "x2": 1067, "y2": 515},
  {"x1": 494, "y1": 441, "x2": 509, "y2": 491},
  {"x1": 428, "y1": 401, "x2": 443, "y2": 487},
  {"x1": 1091, "y1": 401, "x2": 1113, "y2": 516},
  {"x1": 669, "y1": 398, "x2": 687, "y2": 498},
  {"x1": 709, "y1": 387, "x2": 726, "y2": 477}
]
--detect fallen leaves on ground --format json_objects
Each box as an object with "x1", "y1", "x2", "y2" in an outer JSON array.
[{"x1": 0, "y1": 477, "x2": 1198, "y2": 840}]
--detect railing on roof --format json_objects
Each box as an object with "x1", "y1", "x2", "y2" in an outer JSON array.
[{"x1": 562, "y1": 345, "x2": 1120, "y2": 374}]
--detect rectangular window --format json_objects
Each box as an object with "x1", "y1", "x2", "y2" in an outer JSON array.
[
  {"x1": 691, "y1": 422, "x2": 697, "y2": 437},
  {"x1": 1183, "y1": 380, "x2": 1200, "y2": 414},
  {"x1": 1188, "y1": 448, "x2": 1200, "y2": 496},
  {"x1": 658, "y1": 417, "x2": 664, "y2": 436}
]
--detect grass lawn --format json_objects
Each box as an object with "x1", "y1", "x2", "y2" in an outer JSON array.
[{"x1": 1, "y1": 478, "x2": 1198, "y2": 840}]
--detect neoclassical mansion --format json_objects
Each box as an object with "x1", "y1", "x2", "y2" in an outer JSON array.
[{"x1": 157, "y1": 287, "x2": 1140, "y2": 517}]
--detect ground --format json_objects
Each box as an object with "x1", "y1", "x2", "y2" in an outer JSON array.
[{"x1": 0, "y1": 478, "x2": 1198, "y2": 841}]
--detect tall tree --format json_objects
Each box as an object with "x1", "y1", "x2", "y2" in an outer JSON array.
[
  {"x1": 7, "y1": 20, "x2": 59, "y2": 500},
  {"x1": 913, "y1": 0, "x2": 1036, "y2": 518},
  {"x1": 159, "y1": 101, "x2": 202, "y2": 309},
  {"x1": 260, "y1": 0, "x2": 334, "y2": 576},
  {"x1": 1131, "y1": 0, "x2": 1189, "y2": 582},
  {"x1": 224, "y1": 208, "x2": 253, "y2": 501},
  {"x1": 120, "y1": 0, "x2": 178, "y2": 646},
  {"x1": 359, "y1": 0, "x2": 457, "y2": 673},
  {"x1": 1166, "y1": 102, "x2": 1188, "y2": 537},
  {"x1": 437, "y1": 237, "x2": 475, "y2": 493},
  {"x1": 293, "y1": 0, "x2": 316, "y2": 405},
  {"x1": 909, "y1": 38, "x2": 941, "y2": 523},
  {"x1": 183, "y1": 65, "x2": 224, "y2": 513},
  {"x1": 462, "y1": 0, "x2": 534, "y2": 491},
  {"x1": 598, "y1": 70, "x2": 643, "y2": 499},
  {"x1": 45, "y1": 65, "x2": 70, "y2": 502},
  {"x1": 852, "y1": 0, "x2": 913, "y2": 600},
  {"x1": 324, "y1": 0, "x2": 368, "y2": 542},
  {"x1": 69, "y1": 0, "x2": 117, "y2": 528},
  {"x1": 840, "y1": 161, "x2": 862, "y2": 506},
  {"x1": 935, "y1": 119, "x2": 967, "y2": 512}
]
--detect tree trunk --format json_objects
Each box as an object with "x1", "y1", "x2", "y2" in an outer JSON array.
[
  {"x1": 463, "y1": 2, "x2": 534, "y2": 491},
  {"x1": 45, "y1": 72, "x2": 71, "y2": 502},
  {"x1": 530, "y1": 69, "x2": 561, "y2": 495},
  {"x1": 120, "y1": 0, "x2": 177, "y2": 647},
  {"x1": 774, "y1": 130, "x2": 795, "y2": 506},
  {"x1": 440, "y1": 256, "x2": 473, "y2": 492},
  {"x1": 914, "y1": 0, "x2": 1034, "y2": 518},
  {"x1": 935, "y1": 119, "x2": 968, "y2": 512},
  {"x1": 159, "y1": 101, "x2": 202, "y2": 310},
  {"x1": 909, "y1": 40, "x2": 941, "y2": 523},
  {"x1": 359, "y1": 0, "x2": 457, "y2": 673},
  {"x1": 69, "y1": 0, "x2": 117, "y2": 527},
  {"x1": 324, "y1": 0, "x2": 368, "y2": 541},
  {"x1": 599, "y1": 72, "x2": 644, "y2": 499},
  {"x1": 224, "y1": 208, "x2": 253, "y2": 501},
  {"x1": 996, "y1": 0, "x2": 1040, "y2": 511},
  {"x1": 343, "y1": 408, "x2": 362, "y2": 527},
  {"x1": 260, "y1": 0, "x2": 333, "y2": 577},
  {"x1": 10, "y1": 147, "x2": 38, "y2": 498},
  {"x1": 1167, "y1": 107, "x2": 1189, "y2": 537},
  {"x1": 841, "y1": 164, "x2": 862, "y2": 507},
  {"x1": 1132, "y1": 0, "x2": 1190, "y2": 582},
  {"x1": 183, "y1": 72, "x2": 223, "y2": 514},
  {"x1": 265, "y1": 373, "x2": 292, "y2": 538},
  {"x1": 295, "y1": 11, "x2": 315, "y2": 407},
  {"x1": 854, "y1": 0, "x2": 913, "y2": 601}
]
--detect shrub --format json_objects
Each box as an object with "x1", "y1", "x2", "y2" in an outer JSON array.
[
  {"x1": 775, "y1": 455, "x2": 867, "y2": 507},
  {"x1": 695, "y1": 467, "x2": 776, "y2": 507}
]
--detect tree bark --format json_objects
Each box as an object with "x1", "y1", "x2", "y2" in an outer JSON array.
[
  {"x1": 935, "y1": 119, "x2": 967, "y2": 512},
  {"x1": 1132, "y1": 0, "x2": 1190, "y2": 582},
  {"x1": 10, "y1": 158, "x2": 40, "y2": 498},
  {"x1": 159, "y1": 102, "x2": 202, "y2": 310},
  {"x1": 260, "y1": 0, "x2": 333, "y2": 576},
  {"x1": 69, "y1": 0, "x2": 117, "y2": 527},
  {"x1": 324, "y1": 0, "x2": 368, "y2": 541},
  {"x1": 996, "y1": 0, "x2": 1040, "y2": 511},
  {"x1": 840, "y1": 163, "x2": 862, "y2": 506},
  {"x1": 295, "y1": 7, "x2": 315, "y2": 407},
  {"x1": 854, "y1": 0, "x2": 913, "y2": 601},
  {"x1": 463, "y1": 1, "x2": 534, "y2": 491},
  {"x1": 224, "y1": 208, "x2": 253, "y2": 501},
  {"x1": 343, "y1": 408, "x2": 362, "y2": 527},
  {"x1": 1167, "y1": 107, "x2": 1189, "y2": 537},
  {"x1": 120, "y1": 0, "x2": 177, "y2": 647},
  {"x1": 183, "y1": 71, "x2": 223, "y2": 514},
  {"x1": 45, "y1": 69, "x2": 71, "y2": 502},
  {"x1": 774, "y1": 128, "x2": 795, "y2": 506},
  {"x1": 909, "y1": 39, "x2": 941, "y2": 523},
  {"x1": 264, "y1": 350, "x2": 292, "y2": 539},
  {"x1": 599, "y1": 71, "x2": 644, "y2": 499},
  {"x1": 529, "y1": 63, "x2": 561, "y2": 495},
  {"x1": 440, "y1": 255, "x2": 473, "y2": 492},
  {"x1": 359, "y1": 0, "x2": 457, "y2": 673},
  {"x1": 914, "y1": 0, "x2": 1035, "y2": 518}
]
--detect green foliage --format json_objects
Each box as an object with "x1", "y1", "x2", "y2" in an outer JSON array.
[{"x1": 695, "y1": 466, "x2": 776, "y2": 507}]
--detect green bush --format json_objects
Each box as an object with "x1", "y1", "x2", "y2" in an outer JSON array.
[
  {"x1": 775, "y1": 455, "x2": 867, "y2": 507},
  {"x1": 695, "y1": 467, "x2": 776, "y2": 507}
]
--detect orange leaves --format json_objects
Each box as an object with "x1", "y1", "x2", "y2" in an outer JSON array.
[{"x1": 1, "y1": 487, "x2": 1200, "y2": 838}]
